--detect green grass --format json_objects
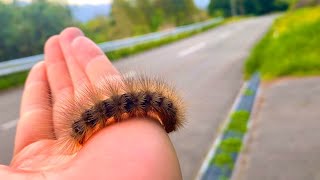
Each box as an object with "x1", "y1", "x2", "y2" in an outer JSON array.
[
  {"x1": 219, "y1": 176, "x2": 229, "y2": 180},
  {"x1": 220, "y1": 137, "x2": 242, "y2": 153},
  {"x1": 226, "y1": 110, "x2": 250, "y2": 133},
  {"x1": 243, "y1": 88, "x2": 254, "y2": 96},
  {"x1": 211, "y1": 152, "x2": 233, "y2": 168},
  {"x1": 245, "y1": 6, "x2": 320, "y2": 80},
  {"x1": 0, "y1": 71, "x2": 29, "y2": 91}
]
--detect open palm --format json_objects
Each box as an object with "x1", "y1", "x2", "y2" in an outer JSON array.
[{"x1": 0, "y1": 28, "x2": 181, "y2": 180}]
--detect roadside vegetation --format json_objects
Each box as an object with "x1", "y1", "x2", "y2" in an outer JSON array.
[
  {"x1": 1, "y1": 0, "x2": 309, "y2": 91},
  {"x1": 207, "y1": 82, "x2": 256, "y2": 179},
  {"x1": 245, "y1": 6, "x2": 320, "y2": 79},
  {"x1": 209, "y1": 110, "x2": 251, "y2": 179},
  {"x1": 106, "y1": 20, "x2": 223, "y2": 60},
  {"x1": 0, "y1": 0, "x2": 206, "y2": 62},
  {"x1": 0, "y1": 19, "x2": 224, "y2": 91},
  {"x1": 0, "y1": 71, "x2": 29, "y2": 91},
  {"x1": 208, "y1": 0, "x2": 289, "y2": 17}
]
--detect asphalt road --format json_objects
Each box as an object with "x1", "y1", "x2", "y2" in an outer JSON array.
[{"x1": 0, "y1": 15, "x2": 275, "y2": 180}]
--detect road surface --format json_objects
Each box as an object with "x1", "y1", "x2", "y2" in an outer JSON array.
[{"x1": 0, "y1": 15, "x2": 275, "y2": 180}]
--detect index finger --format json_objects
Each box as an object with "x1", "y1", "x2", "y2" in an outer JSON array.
[{"x1": 15, "y1": 62, "x2": 53, "y2": 154}]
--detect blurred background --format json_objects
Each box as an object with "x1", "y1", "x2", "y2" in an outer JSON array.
[
  {"x1": 0, "y1": 0, "x2": 320, "y2": 180},
  {"x1": 0, "y1": 0, "x2": 291, "y2": 62}
]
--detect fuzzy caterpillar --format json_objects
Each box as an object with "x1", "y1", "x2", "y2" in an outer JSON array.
[{"x1": 54, "y1": 74, "x2": 186, "y2": 155}]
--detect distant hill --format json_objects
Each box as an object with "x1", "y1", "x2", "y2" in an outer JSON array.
[{"x1": 69, "y1": 4, "x2": 112, "y2": 23}]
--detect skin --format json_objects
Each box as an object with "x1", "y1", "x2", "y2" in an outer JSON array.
[{"x1": 0, "y1": 28, "x2": 182, "y2": 180}]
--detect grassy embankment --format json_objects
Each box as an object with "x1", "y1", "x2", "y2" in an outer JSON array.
[
  {"x1": 245, "y1": 6, "x2": 320, "y2": 80},
  {"x1": 0, "y1": 18, "x2": 228, "y2": 91}
]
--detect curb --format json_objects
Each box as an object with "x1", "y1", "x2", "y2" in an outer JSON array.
[{"x1": 195, "y1": 73, "x2": 260, "y2": 180}]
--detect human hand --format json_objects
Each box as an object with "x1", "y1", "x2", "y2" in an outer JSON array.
[{"x1": 0, "y1": 28, "x2": 182, "y2": 180}]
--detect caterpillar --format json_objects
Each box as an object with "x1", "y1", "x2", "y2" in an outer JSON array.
[{"x1": 54, "y1": 74, "x2": 186, "y2": 155}]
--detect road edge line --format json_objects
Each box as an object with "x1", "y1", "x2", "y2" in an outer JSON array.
[
  {"x1": 194, "y1": 81, "x2": 248, "y2": 180},
  {"x1": 229, "y1": 84, "x2": 262, "y2": 180}
]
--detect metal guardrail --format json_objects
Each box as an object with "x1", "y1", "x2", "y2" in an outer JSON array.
[{"x1": 0, "y1": 17, "x2": 223, "y2": 77}]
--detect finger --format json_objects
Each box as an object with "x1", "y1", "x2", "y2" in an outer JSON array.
[
  {"x1": 44, "y1": 35, "x2": 74, "y2": 138},
  {"x1": 59, "y1": 28, "x2": 90, "y2": 89},
  {"x1": 44, "y1": 35, "x2": 73, "y2": 102},
  {"x1": 71, "y1": 36, "x2": 119, "y2": 85},
  {"x1": 63, "y1": 119, "x2": 182, "y2": 180},
  {"x1": 15, "y1": 62, "x2": 53, "y2": 154}
]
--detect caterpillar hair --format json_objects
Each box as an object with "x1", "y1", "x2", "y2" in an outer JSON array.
[{"x1": 53, "y1": 73, "x2": 186, "y2": 155}]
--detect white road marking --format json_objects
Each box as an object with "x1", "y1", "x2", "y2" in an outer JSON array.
[
  {"x1": 195, "y1": 82, "x2": 248, "y2": 180},
  {"x1": 1, "y1": 119, "x2": 18, "y2": 131},
  {"x1": 177, "y1": 42, "x2": 207, "y2": 57},
  {"x1": 177, "y1": 29, "x2": 237, "y2": 58},
  {"x1": 210, "y1": 31, "x2": 232, "y2": 45}
]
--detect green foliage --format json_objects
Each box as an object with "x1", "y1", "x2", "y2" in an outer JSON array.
[
  {"x1": 83, "y1": 0, "x2": 208, "y2": 43},
  {"x1": 244, "y1": 88, "x2": 254, "y2": 96},
  {"x1": 219, "y1": 176, "x2": 230, "y2": 180},
  {"x1": 245, "y1": 6, "x2": 320, "y2": 79},
  {"x1": 208, "y1": 0, "x2": 231, "y2": 16},
  {"x1": 208, "y1": 0, "x2": 289, "y2": 17},
  {"x1": 0, "y1": 19, "x2": 224, "y2": 91},
  {"x1": 211, "y1": 152, "x2": 233, "y2": 168},
  {"x1": 227, "y1": 110, "x2": 250, "y2": 133},
  {"x1": 80, "y1": 16, "x2": 111, "y2": 43},
  {"x1": 220, "y1": 137, "x2": 242, "y2": 153},
  {"x1": 0, "y1": 71, "x2": 29, "y2": 90},
  {"x1": 0, "y1": 1, "x2": 74, "y2": 61}
]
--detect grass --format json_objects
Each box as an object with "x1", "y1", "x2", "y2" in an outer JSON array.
[
  {"x1": 243, "y1": 88, "x2": 254, "y2": 96},
  {"x1": 219, "y1": 176, "x2": 229, "y2": 180},
  {"x1": 226, "y1": 110, "x2": 250, "y2": 134},
  {"x1": 245, "y1": 6, "x2": 320, "y2": 80},
  {"x1": 0, "y1": 71, "x2": 29, "y2": 91},
  {"x1": 207, "y1": 78, "x2": 257, "y2": 178},
  {"x1": 211, "y1": 152, "x2": 233, "y2": 168},
  {"x1": 220, "y1": 137, "x2": 242, "y2": 153},
  {"x1": 209, "y1": 111, "x2": 250, "y2": 173}
]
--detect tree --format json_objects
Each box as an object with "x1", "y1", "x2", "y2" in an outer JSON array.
[
  {"x1": 82, "y1": 16, "x2": 112, "y2": 43},
  {"x1": 155, "y1": 0, "x2": 199, "y2": 25},
  {"x1": 208, "y1": 0, "x2": 289, "y2": 17},
  {"x1": 107, "y1": 0, "x2": 202, "y2": 39},
  {"x1": 0, "y1": 1, "x2": 74, "y2": 61},
  {"x1": 208, "y1": 0, "x2": 231, "y2": 16}
]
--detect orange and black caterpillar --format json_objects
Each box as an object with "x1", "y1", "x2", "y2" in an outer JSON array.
[{"x1": 56, "y1": 74, "x2": 185, "y2": 151}]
